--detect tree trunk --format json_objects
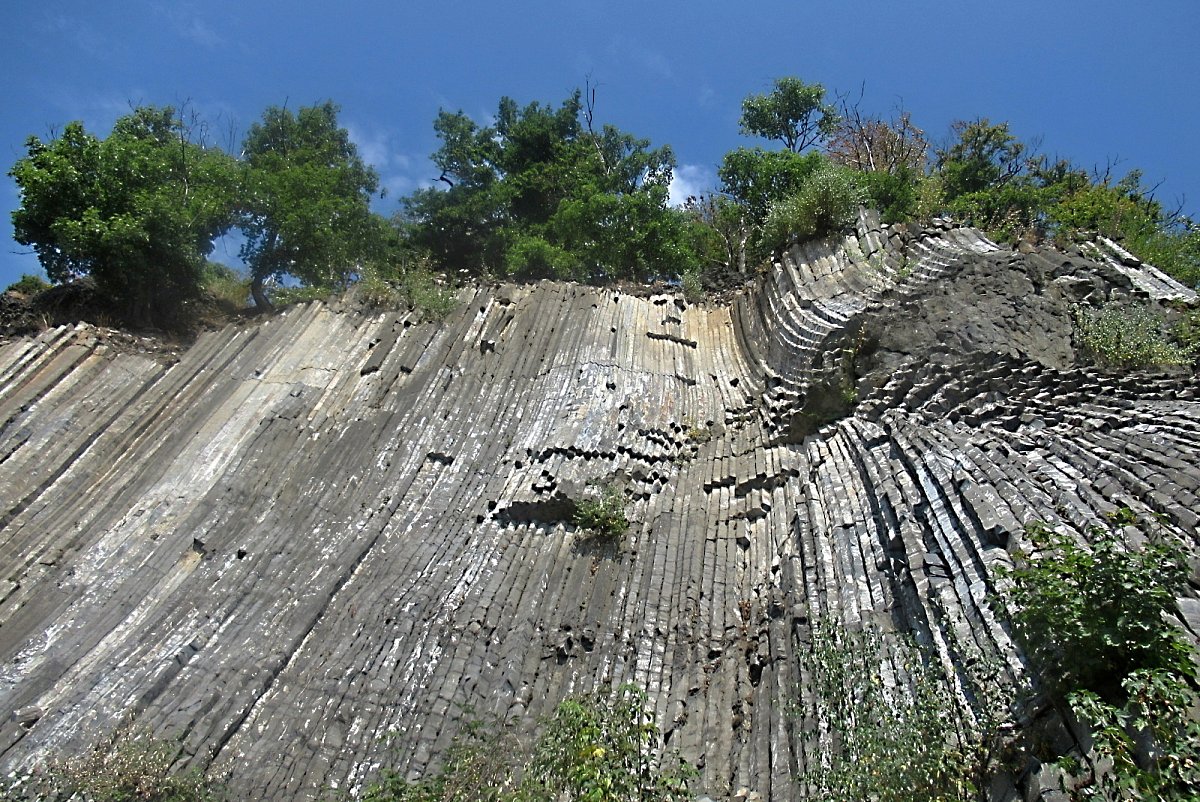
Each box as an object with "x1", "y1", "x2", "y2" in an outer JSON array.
[{"x1": 250, "y1": 274, "x2": 273, "y2": 311}]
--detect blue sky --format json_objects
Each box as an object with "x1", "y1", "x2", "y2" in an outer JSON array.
[{"x1": 2, "y1": 0, "x2": 1198, "y2": 288}]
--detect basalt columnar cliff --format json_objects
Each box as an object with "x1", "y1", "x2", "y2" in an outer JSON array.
[{"x1": 1, "y1": 212, "x2": 1197, "y2": 800}]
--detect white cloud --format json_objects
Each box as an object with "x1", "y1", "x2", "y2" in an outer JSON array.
[
  {"x1": 150, "y1": 2, "x2": 226, "y2": 49},
  {"x1": 343, "y1": 126, "x2": 439, "y2": 206},
  {"x1": 181, "y1": 17, "x2": 223, "y2": 49},
  {"x1": 41, "y1": 14, "x2": 111, "y2": 59},
  {"x1": 379, "y1": 171, "x2": 422, "y2": 199},
  {"x1": 346, "y1": 123, "x2": 391, "y2": 170},
  {"x1": 605, "y1": 36, "x2": 673, "y2": 80},
  {"x1": 42, "y1": 90, "x2": 147, "y2": 135},
  {"x1": 368, "y1": 153, "x2": 439, "y2": 208},
  {"x1": 668, "y1": 164, "x2": 716, "y2": 207}
]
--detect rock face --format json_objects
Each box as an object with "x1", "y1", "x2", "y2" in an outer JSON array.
[{"x1": 1, "y1": 211, "x2": 1197, "y2": 800}]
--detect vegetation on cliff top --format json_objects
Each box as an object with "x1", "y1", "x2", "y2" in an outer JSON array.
[{"x1": 8, "y1": 77, "x2": 1199, "y2": 332}]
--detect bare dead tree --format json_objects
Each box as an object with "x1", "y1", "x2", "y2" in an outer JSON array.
[
  {"x1": 583, "y1": 76, "x2": 612, "y2": 176},
  {"x1": 828, "y1": 85, "x2": 928, "y2": 174}
]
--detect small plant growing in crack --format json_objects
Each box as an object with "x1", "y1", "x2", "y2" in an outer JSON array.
[
  {"x1": 685, "y1": 420, "x2": 712, "y2": 444},
  {"x1": 864, "y1": 246, "x2": 912, "y2": 283},
  {"x1": 573, "y1": 483, "x2": 629, "y2": 543}
]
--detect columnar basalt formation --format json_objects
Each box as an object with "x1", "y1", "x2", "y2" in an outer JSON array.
[{"x1": 1, "y1": 212, "x2": 1197, "y2": 800}]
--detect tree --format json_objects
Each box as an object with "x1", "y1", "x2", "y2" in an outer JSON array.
[
  {"x1": 934, "y1": 118, "x2": 1027, "y2": 200},
  {"x1": 757, "y1": 161, "x2": 865, "y2": 254},
  {"x1": 238, "y1": 102, "x2": 380, "y2": 308},
  {"x1": 827, "y1": 110, "x2": 927, "y2": 175},
  {"x1": 9, "y1": 106, "x2": 237, "y2": 327},
  {"x1": 929, "y1": 119, "x2": 1054, "y2": 240},
  {"x1": 738, "y1": 77, "x2": 840, "y2": 152},
  {"x1": 683, "y1": 194, "x2": 753, "y2": 276},
  {"x1": 717, "y1": 147, "x2": 825, "y2": 222},
  {"x1": 404, "y1": 90, "x2": 697, "y2": 282}
]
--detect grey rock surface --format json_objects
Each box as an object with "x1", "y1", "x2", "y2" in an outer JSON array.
[{"x1": 1, "y1": 211, "x2": 1197, "y2": 800}]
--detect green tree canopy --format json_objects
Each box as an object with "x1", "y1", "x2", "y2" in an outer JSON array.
[
  {"x1": 934, "y1": 118, "x2": 1027, "y2": 200},
  {"x1": 706, "y1": 80, "x2": 856, "y2": 267},
  {"x1": 9, "y1": 106, "x2": 237, "y2": 327},
  {"x1": 738, "y1": 77, "x2": 840, "y2": 152},
  {"x1": 717, "y1": 147, "x2": 826, "y2": 222},
  {"x1": 404, "y1": 90, "x2": 697, "y2": 282},
  {"x1": 238, "y1": 102, "x2": 381, "y2": 308}
]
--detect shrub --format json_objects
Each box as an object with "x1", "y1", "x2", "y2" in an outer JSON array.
[
  {"x1": 5, "y1": 274, "x2": 50, "y2": 296},
  {"x1": 572, "y1": 484, "x2": 629, "y2": 543},
  {"x1": 271, "y1": 284, "x2": 333, "y2": 307},
  {"x1": 1001, "y1": 513, "x2": 1200, "y2": 798},
  {"x1": 1049, "y1": 172, "x2": 1200, "y2": 288},
  {"x1": 858, "y1": 166, "x2": 923, "y2": 224},
  {"x1": 1173, "y1": 308, "x2": 1200, "y2": 351},
  {"x1": 5, "y1": 726, "x2": 222, "y2": 801},
  {"x1": 354, "y1": 263, "x2": 404, "y2": 308},
  {"x1": 505, "y1": 235, "x2": 582, "y2": 281},
  {"x1": 1003, "y1": 518, "x2": 1193, "y2": 704},
  {"x1": 758, "y1": 162, "x2": 864, "y2": 254},
  {"x1": 402, "y1": 266, "x2": 457, "y2": 321},
  {"x1": 362, "y1": 685, "x2": 693, "y2": 802},
  {"x1": 353, "y1": 254, "x2": 457, "y2": 321},
  {"x1": 1067, "y1": 671, "x2": 1200, "y2": 800},
  {"x1": 364, "y1": 714, "x2": 517, "y2": 802},
  {"x1": 201, "y1": 263, "x2": 249, "y2": 312},
  {"x1": 678, "y1": 269, "x2": 704, "y2": 304},
  {"x1": 523, "y1": 684, "x2": 693, "y2": 802},
  {"x1": 1074, "y1": 303, "x2": 1194, "y2": 369},
  {"x1": 800, "y1": 621, "x2": 1012, "y2": 802},
  {"x1": 1126, "y1": 221, "x2": 1200, "y2": 289}
]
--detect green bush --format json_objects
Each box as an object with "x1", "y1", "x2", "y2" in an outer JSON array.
[
  {"x1": 1067, "y1": 671, "x2": 1200, "y2": 800},
  {"x1": 1001, "y1": 515, "x2": 1200, "y2": 798},
  {"x1": 1004, "y1": 518, "x2": 1193, "y2": 704},
  {"x1": 678, "y1": 269, "x2": 704, "y2": 304},
  {"x1": 402, "y1": 266, "x2": 457, "y2": 321},
  {"x1": 800, "y1": 621, "x2": 1012, "y2": 802},
  {"x1": 364, "y1": 714, "x2": 517, "y2": 802},
  {"x1": 271, "y1": 284, "x2": 333, "y2": 307},
  {"x1": 5, "y1": 273, "x2": 50, "y2": 296},
  {"x1": 1126, "y1": 222, "x2": 1200, "y2": 289},
  {"x1": 4, "y1": 726, "x2": 222, "y2": 801},
  {"x1": 504, "y1": 235, "x2": 581, "y2": 281},
  {"x1": 201, "y1": 263, "x2": 249, "y2": 312},
  {"x1": 758, "y1": 162, "x2": 864, "y2": 254},
  {"x1": 354, "y1": 263, "x2": 405, "y2": 308},
  {"x1": 523, "y1": 685, "x2": 693, "y2": 802},
  {"x1": 1048, "y1": 173, "x2": 1200, "y2": 288},
  {"x1": 362, "y1": 685, "x2": 693, "y2": 802},
  {"x1": 718, "y1": 147, "x2": 826, "y2": 223},
  {"x1": 1173, "y1": 308, "x2": 1200, "y2": 351},
  {"x1": 858, "y1": 166, "x2": 923, "y2": 224},
  {"x1": 1074, "y1": 303, "x2": 1194, "y2": 369},
  {"x1": 352, "y1": 254, "x2": 457, "y2": 321},
  {"x1": 572, "y1": 484, "x2": 629, "y2": 543}
]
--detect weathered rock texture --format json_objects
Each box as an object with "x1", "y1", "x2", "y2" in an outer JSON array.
[{"x1": 1, "y1": 212, "x2": 1197, "y2": 800}]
